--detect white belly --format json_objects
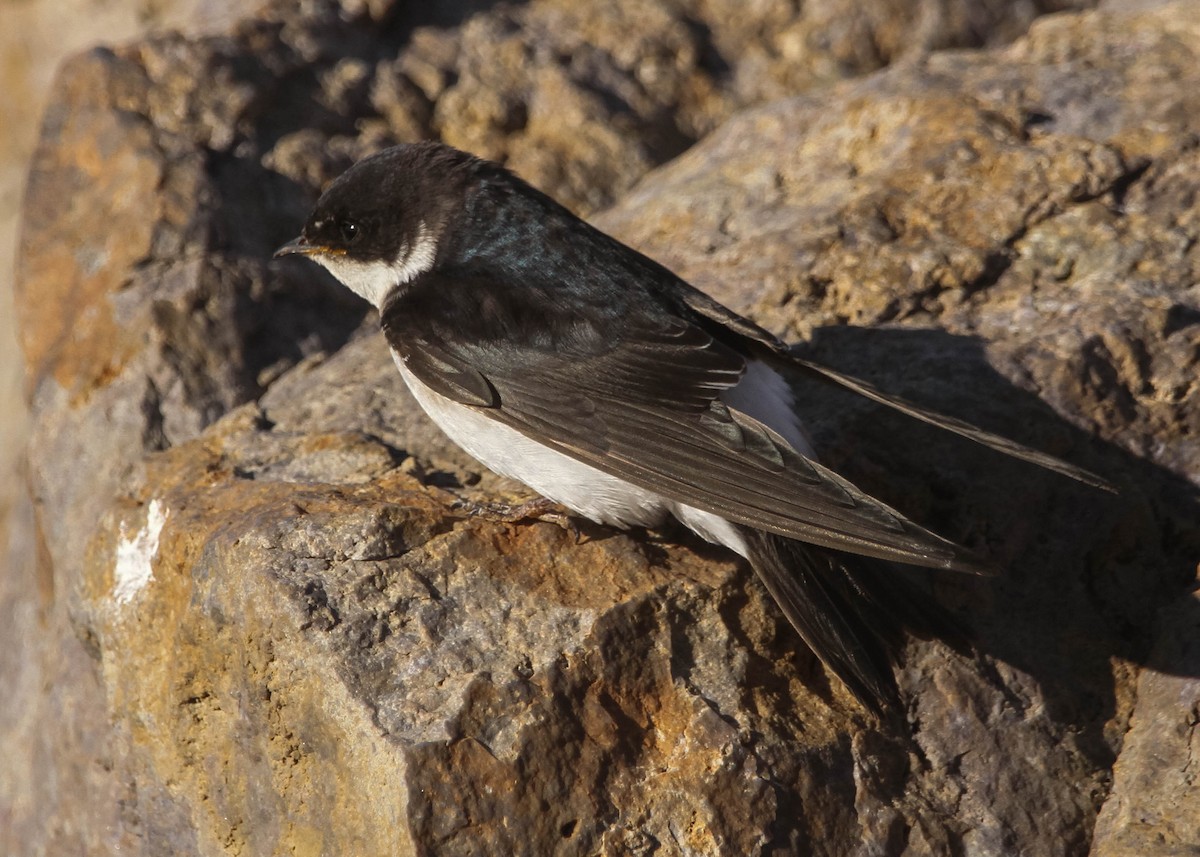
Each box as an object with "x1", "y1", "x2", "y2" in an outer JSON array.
[{"x1": 394, "y1": 353, "x2": 811, "y2": 559}]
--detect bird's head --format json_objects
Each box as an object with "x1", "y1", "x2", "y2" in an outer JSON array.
[{"x1": 275, "y1": 142, "x2": 480, "y2": 308}]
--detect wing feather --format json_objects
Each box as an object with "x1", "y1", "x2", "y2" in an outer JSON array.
[
  {"x1": 675, "y1": 278, "x2": 1112, "y2": 492},
  {"x1": 383, "y1": 274, "x2": 991, "y2": 574},
  {"x1": 788, "y1": 357, "x2": 1116, "y2": 492}
]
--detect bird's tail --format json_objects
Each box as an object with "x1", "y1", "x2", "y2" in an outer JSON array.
[{"x1": 739, "y1": 526, "x2": 965, "y2": 713}]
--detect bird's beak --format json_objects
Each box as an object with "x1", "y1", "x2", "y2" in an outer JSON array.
[{"x1": 274, "y1": 236, "x2": 314, "y2": 258}]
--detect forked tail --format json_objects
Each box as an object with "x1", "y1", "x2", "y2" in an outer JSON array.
[{"x1": 740, "y1": 527, "x2": 966, "y2": 713}]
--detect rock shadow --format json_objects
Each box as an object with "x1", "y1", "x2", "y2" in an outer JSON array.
[{"x1": 788, "y1": 324, "x2": 1199, "y2": 736}]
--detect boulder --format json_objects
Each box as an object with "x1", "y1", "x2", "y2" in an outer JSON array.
[{"x1": 6, "y1": 0, "x2": 1199, "y2": 854}]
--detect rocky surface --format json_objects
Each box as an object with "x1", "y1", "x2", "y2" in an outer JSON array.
[
  {"x1": 6, "y1": 0, "x2": 1200, "y2": 855},
  {"x1": 0, "y1": 0, "x2": 252, "y2": 614},
  {"x1": 0, "y1": 0, "x2": 240, "y2": 377},
  {"x1": 1091, "y1": 587, "x2": 1200, "y2": 856},
  {"x1": 597, "y1": 12, "x2": 1200, "y2": 854},
  {"x1": 0, "y1": 6, "x2": 253, "y2": 851}
]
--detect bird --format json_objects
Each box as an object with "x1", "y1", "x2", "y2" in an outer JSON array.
[{"x1": 275, "y1": 141, "x2": 1109, "y2": 711}]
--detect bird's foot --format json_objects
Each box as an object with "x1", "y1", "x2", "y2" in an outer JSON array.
[{"x1": 449, "y1": 496, "x2": 583, "y2": 542}]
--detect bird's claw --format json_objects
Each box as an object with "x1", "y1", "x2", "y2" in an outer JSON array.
[{"x1": 448, "y1": 496, "x2": 584, "y2": 543}]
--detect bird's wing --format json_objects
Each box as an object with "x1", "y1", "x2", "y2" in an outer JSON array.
[
  {"x1": 674, "y1": 282, "x2": 1114, "y2": 491},
  {"x1": 383, "y1": 278, "x2": 991, "y2": 574},
  {"x1": 786, "y1": 357, "x2": 1115, "y2": 491}
]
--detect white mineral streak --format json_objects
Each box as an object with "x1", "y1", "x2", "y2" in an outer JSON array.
[{"x1": 113, "y1": 499, "x2": 168, "y2": 605}]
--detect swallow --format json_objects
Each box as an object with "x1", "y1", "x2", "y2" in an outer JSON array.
[{"x1": 276, "y1": 141, "x2": 1109, "y2": 710}]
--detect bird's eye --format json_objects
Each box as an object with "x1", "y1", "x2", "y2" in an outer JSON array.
[{"x1": 339, "y1": 220, "x2": 360, "y2": 243}]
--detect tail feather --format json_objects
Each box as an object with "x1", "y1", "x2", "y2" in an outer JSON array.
[{"x1": 740, "y1": 526, "x2": 965, "y2": 713}]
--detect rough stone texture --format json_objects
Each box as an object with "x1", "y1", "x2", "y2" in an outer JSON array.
[
  {"x1": 0, "y1": 4, "x2": 256, "y2": 854},
  {"x1": 0, "y1": 0, "x2": 252, "y2": 624},
  {"x1": 7, "y1": 0, "x2": 1200, "y2": 855},
  {"x1": 1091, "y1": 588, "x2": 1200, "y2": 856},
  {"x1": 366, "y1": 0, "x2": 1099, "y2": 214},
  {"x1": 599, "y1": 8, "x2": 1200, "y2": 854},
  {"x1": 0, "y1": 0, "x2": 246, "y2": 434}
]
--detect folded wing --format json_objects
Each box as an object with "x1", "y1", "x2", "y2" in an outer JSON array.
[{"x1": 385, "y1": 273, "x2": 992, "y2": 574}]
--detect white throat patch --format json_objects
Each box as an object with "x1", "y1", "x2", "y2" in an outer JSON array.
[{"x1": 313, "y1": 220, "x2": 438, "y2": 309}]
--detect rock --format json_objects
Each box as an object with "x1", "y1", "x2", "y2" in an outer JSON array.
[
  {"x1": 436, "y1": 0, "x2": 1109, "y2": 215},
  {"x1": 8, "y1": 0, "x2": 1200, "y2": 855},
  {"x1": 73, "y1": 340, "x2": 810, "y2": 856},
  {"x1": 0, "y1": 4, "x2": 270, "y2": 855},
  {"x1": 0, "y1": 0, "x2": 253, "y2": 526},
  {"x1": 600, "y1": 6, "x2": 1200, "y2": 853},
  {"x1": 1090, "y1": 584, "x2": 1200, "y2": 857}
]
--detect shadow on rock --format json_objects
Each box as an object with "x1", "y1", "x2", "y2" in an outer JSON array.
[{"x1": 793, "y1": 324, "x2": 1199, "y2": 736}]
